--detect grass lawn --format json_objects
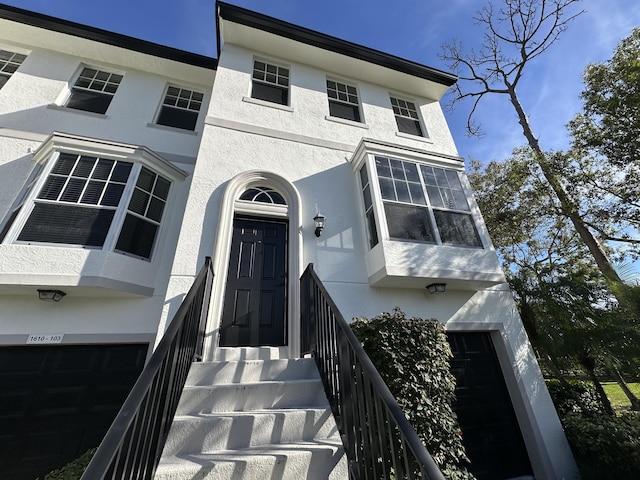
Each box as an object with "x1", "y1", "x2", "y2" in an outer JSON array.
[{"x1": 602, "y1": 381, "x2": 640, "y2": 408}]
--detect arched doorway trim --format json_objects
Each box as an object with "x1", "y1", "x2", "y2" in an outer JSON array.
[{"x1": 206, "y1": 170, "x2": 302, "y2": 359}]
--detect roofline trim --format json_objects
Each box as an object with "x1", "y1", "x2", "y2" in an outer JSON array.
[
  {"x1": 216, "y1": 1, "x2": 456, "y2": 87},
  {"x1": 0, "y1": 4, "x2": 217, "y2": 70}
]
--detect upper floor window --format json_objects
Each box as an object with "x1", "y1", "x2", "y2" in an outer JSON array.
[
  {"x1": 65, "y1": 67, "x2": 123, "y2": 114},
  {"x1": 251, "y1": 60, "x2": 289, "y2": 105},
  {"x1": 2, "y1": 151, "x2": 171, "y2": 260},
  {"x1": 0, "y1": 49, "x2": 27, "y2": 90},
  {"x1": 390, "y1": 97, "x2": 425, "y2": 137},
  {"x1": 360, "y1": 156, "x2": 482, "y2": 248},
  {"x1": 326, "y1": 79, "x2": 361, "y2": 122},
  {"x1": 156, "y1": 85, "x2": 203, "y2": 130}
]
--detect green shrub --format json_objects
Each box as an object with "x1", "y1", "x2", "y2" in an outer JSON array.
[
  {"x1": 350, "y1": 307, "x2": 474, "y2": 480},
  {"x1": 43, "y1": 448, "x2": 96, "y2": 480},
  {"x1": 563, "y1": 412, "x2": 640, "y2": 480},
  {"x1": 545, "y1": 378, "x2": 605, "y2": 416}
]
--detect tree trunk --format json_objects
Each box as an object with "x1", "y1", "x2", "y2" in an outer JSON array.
[
  {"x1": 610, "y1": 364, "x2": 640, "y2": 411},
  {"x1": 506, "y1": 87, "x2": 627, "y2": 295},
  {"x1": 578, "y1": 353, "x2": 614, "y2": 415}
]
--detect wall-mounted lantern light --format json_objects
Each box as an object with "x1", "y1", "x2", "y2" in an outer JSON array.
[
  {"x1": 313, "y1": 212, "x2": 326, "y2": 237},
  {"x1": 425, "y1": 283, "x2": 446, "y2": 294},
  {"x1": 38, "y1": 289, "x2": 67, "y2": 302}
]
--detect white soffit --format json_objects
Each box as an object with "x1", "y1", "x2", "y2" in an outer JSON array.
[
  {"x1": 0, "y1": 19, "x2": 215, "y2": 87},
  {"x1": 220, "y1": 20, "x2": 452, "y2": 101}
]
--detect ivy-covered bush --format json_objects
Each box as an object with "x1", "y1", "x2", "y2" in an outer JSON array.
[
  {"x1": 545, "y1": 378, "x2": 605, "y2": 416},
  {"x1": 350, "y1": 307, "x2": 474, "y2": 480},
  {"x1": 562, "y1": 411, "x2": 640, "y2": 480},
  {"x1": 42, "y1": 448, "x2": 96, "y2": 480}
]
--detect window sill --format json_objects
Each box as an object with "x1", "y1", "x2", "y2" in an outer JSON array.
[
  {"x1": 365, "y1": 240, "x2": 505, "y2": 291},
  {"x1": 46, "y1": 103, "x2": 109, "y2": 119},
  {"x1": 396, "y1": 131, "x2": 433, "y2": 144},
  {"x1": 146, "y1": 122, "x2": 199, "y2": 135},
  {"x1": 324, "y1": 115, "x2": 369, "y2": 129},
  {"x1": 242, "y1": 96, "x2": 294, "y2": 112}
]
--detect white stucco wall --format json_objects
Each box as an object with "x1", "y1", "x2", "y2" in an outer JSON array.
[
  {"x1": 0, "y1": 27, "x2": 211, "y2": 346},
  {"x1": 163, "y1": 38, "x2": 578, "y2": 480}
]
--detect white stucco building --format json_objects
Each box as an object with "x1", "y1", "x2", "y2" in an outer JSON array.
[{"x1": 0, "y1": 2, "x2": 578, "y2": 479}]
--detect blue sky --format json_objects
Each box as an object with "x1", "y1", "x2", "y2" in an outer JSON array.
[{"x1": 4, "y1": 0, "x2": 639, "y2": 166}]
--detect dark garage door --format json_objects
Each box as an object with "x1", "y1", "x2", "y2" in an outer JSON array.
[
  {"x1": 448, "y1": 332, "x2": 533, "y2": 480},
  {"x1": 0, "y1": 343, "x2": 147, "y2": 480}
]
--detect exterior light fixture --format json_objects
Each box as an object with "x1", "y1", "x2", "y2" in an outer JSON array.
[
  {"x1": 426, "y1": 283, "x2": 446, "y2": 294},
  {"x1": 38, "y1": 289, "x2": 66, "y2": 302},
  {"x1": 313, "y1": 212, "x2": 326, "y2": 237}
]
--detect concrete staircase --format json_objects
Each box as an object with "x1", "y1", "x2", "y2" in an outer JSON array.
[{"x1": 154, "y1": 347, "x2": 348, "y2": 480}]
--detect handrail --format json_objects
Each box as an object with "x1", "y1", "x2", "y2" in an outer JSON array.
[
  {"x1": 301, "y1": 263, "x2": 445, "y2": 480},
  {"x1": 81, "y1": 257, "x2": 214, "y2": 480}
]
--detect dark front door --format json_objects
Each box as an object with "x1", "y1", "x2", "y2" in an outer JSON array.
[
  {"x1": 447, "y1": 332, "x2": 533, "y2": 480},
  {"x1": 220, "y1": 217, "x2": 288, "y2": 347},
  {"x1": 0, "y1": 343, "x2": 147, "y2": 480}
]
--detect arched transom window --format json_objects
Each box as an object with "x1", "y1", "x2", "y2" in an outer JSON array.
[{"x1": 239, "y1": 186, "x2": 286, "y2": 205}]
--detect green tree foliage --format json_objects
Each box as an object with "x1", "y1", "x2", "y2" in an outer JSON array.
[
  {"x1": 350, "y1": 308, "x2": 475, "y2": 480},
  {"x1": 466, "y1": 24, "x2": 640, "y2": 408},
  {"x1": 441, "y1": 0, "x2": 634, "y2": 301},
  {"x1": 567, "y1": 27, "x2": 640, "y2": 259},
  {"x1": 469, "y1": 151, "x2": 640, "y2": 410}
]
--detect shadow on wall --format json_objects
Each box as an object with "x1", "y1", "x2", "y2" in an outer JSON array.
[
  {"x1": 0, "y1": 152, "x2": 36, "y2": 221},
  {"x1": 295, "y1": 161, "x2": 368, "y2": 284}
]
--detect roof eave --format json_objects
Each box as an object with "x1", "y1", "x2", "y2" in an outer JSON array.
[{"x1": 216, "y1": 1, "x2": 456, "y2": 87}]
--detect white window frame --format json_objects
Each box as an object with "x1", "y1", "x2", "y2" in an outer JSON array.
[
  {"x1": 1, "y1": 134, "x2": 186, "y2": 261},
  {"x1": 250, "y1": 58, "x2": 290, "y2": 106},
  {"x1": 390, "y1": 95, "x2": 427, "y2": 137},
  {"x1": 64, "y1": 66, "x2": 124, "y2": 114},
  {"x1": 326, "y1": 78, "x2": 363, "y2": 123},
  {"x1": 0, "y1": 49, "x2": 27, "y2": 89},
  {"x1": 155, "y1": 84, "x2": 204, "y2": 131},
  {"x1": 359, "y1": 153, "x2": 484, "y2": 249}
]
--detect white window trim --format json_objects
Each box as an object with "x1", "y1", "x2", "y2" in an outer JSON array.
[
  {"x1": 389, "y1": 94, "x2": 429, "y2": 139},
  {"x1": 153, "y1": 83, "x2": 205, "y2": 132},
  {"x1": 350, "y1": 139, "x2": 487, "y2": 250},
  {"x1": 326, "y1": 77, "x2": 364, "y2": 123},
  {"x1": 1, "y1": 132, "x2": 187, "y2": 261},
  {"x1": 0, "y1": 47, "x2": 29, "y2": 87},
  {"x1": 60, "y1": 64, "x2": 125, "y2": 113},
  {"x1": 250, "y1": 57, "x2": 291, "y2": 106}
]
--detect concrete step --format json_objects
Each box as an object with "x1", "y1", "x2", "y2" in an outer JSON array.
[
  {"x1": 215, "y1": 346, "x2": 289, "y2": 361},
  {"x1": 187, "y1": 358, "x2": 319, "y2": 385},
  {"x1": 155, "y1": 353, "x2": 348, "y2": 480},
  {"x1": 161, "y1": 408, "x2": 339, "y2": 455},
  {"x1": 176, "y1": 378, "x2": 328, "y2": 414},
  {"x1": 154, "y1": 441, "x2": 348, "y2": 480}
]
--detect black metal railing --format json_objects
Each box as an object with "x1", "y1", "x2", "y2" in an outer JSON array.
[
  {"x1": 81, "y1": 257, "x2": 214, "y2": 480},
  {"x1": 301, "y1": 263, "x2": 445, "y2": 480}
]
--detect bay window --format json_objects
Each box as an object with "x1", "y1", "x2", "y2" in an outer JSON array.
[
  {"x1": 360, "y1": 155, "x2": 482, "y2": 248},
  {"x1": 3, "y1": 150, "x2": 171, "y2": 260}
]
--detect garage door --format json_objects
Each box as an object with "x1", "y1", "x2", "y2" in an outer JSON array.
[
  {"x1": 0, "y1": 343, "x2": 147, "y2": 480},
  {"x1": 448, "y1": 332, "x2": 533, "y2": 480}
]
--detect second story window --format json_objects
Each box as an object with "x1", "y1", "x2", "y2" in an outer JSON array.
[
  {"x1": 66, "y1": 67, "x2": 123, "y2": 114},
  {"x1": 3, "y1": 151, "x2": 171, "y2": 260},
  {"x1": 390, "y1": 97, "x2": 425, "y2": 137},
  {"x1": 0, "y1": 49, "x2": 27, "y2": 90},
  {"x1": 156, "y1": 86, "x2": 203, "y2": 130},
  {"x1": 326, "y1": 80, "x2": 361, "y2": 122},
  {"x1": 251, "y1": 60, "x2": 289, "y2": 105},
  {"x1": 363, "y1": 155, "x2": 482, "y2": 248}
]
